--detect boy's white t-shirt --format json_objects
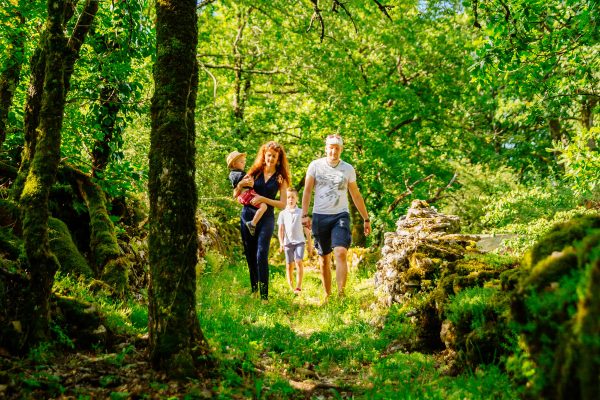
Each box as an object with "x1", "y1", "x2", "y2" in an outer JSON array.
[
  {"x1": 306, "y1": 157, "x2": 356, "y2": 215},
  {"x1": 277, "y1": 207, "x2": 305, "y2": 245}
]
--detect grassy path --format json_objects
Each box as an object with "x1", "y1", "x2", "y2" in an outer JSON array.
[{"x1": 197, "y1": 255, "x2": 518, "y2": 399}]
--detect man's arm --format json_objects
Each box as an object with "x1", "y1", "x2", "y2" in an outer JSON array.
[
  {"x1": 301, "y1": 175, "x2": 315, "y2": 228},
  {"x1": 348, "y1": 181, "x2": 371, "y2": 236},
  {"x1": 304, "y1": 226, "x2": 313, "y2": 254}
]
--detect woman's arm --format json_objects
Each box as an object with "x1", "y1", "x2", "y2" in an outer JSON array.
[
  {"x1": 233, "y1": 175, "x2": 253, "y2": 198},
  {"x1": 251, "y1": 181, "x2": 288, "y2": 210}
]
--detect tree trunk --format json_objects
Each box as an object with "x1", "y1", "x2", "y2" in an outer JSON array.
[
  {"x1": 11, "y1": 44, "x2": 46, "y2": 201},
  {"x1": 581, "y1": 97, "x2": 598, "y2": 150},
  {"x1": 18, "y1": 0, "x2": 67, "y2": 347},
  {"x1": 91, "y1": 84, "x2": 121, "y2": 178},
  {"x1": 0, "y1": 9, "x2": 26, "y2": 149},
  {"x1": 350, "y1": 200, "x2": 366, "y2": 247},
  {"x1": 70, "y1": 166, "x2": 130, "y2": 296},
  {"x1": 148, "y1": 0, "x2": 212, "y2": 377},
  {"x1": 12, "y1": 0, "x2": 97, "y2": 201}
]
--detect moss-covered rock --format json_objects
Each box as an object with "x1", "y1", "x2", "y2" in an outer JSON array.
[
  {"x1": 523, "y1": 214, "x2": 600, "y2": 268},
  {"x1": 48, "y1": 217, "x2": 93, "y2": 277},
  {"x1": 509, "y1": 214, "x2": 600, "y2": 399}
]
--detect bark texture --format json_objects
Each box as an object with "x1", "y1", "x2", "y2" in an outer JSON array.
[
  {"x1": 0, "y1": 10, "x2": 26, "y2": 149},
  {"x1": 19, "y1": 0, "x2": 67, "y2": 347},
  {"x1": 73, "y1": 167, "x2": 130, "y2": 296},
  {"x1": 148, "y1": 0, "x2": 211, "y2": 377},
  {"x1": 91, "y1": 84, "x2": 121, "y2": 178},
  {"x1": 12, "y1": 0, "x2": 97, "y2": 201}
]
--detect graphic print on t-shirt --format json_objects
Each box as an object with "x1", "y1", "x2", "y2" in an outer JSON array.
[{"x1": 317, "y1": 172, "x2": 347, "y2": 209}]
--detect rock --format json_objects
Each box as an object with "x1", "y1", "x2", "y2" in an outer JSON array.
[{"x1": 375, "y1": 200, "x2": 478, "y2": 305}]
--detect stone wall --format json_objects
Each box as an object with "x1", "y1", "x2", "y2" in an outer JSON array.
[{"x1": 375, "y1": 200, "x2": 478, "y2": 305}]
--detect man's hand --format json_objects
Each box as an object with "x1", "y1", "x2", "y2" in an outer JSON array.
[
  {"x1": 364, "y1": 220, "x2": 371, "y2": 236},
  {"x1": 279, "y1": 245, "x2": 284, "y2": 253},
  {"x1": 302, "y1": 216, "x2": 311, "y2": 229}
]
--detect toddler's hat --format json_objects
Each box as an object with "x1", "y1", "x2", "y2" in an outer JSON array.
[{"x1": 226, "y1": 151, "x2": 246, "y2": 168}]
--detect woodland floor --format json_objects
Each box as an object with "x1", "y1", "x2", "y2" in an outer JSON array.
[{"x1": 0, "y1": 253, "x2": 519, "y2": 399}]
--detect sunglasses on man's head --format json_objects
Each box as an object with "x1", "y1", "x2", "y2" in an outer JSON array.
[{"x1": 327, "y1": 134, "x2": 341, "y2": 139}]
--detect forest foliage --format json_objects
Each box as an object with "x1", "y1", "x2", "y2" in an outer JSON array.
[{"x1": 0, "y1": 0, "x2": 598, "y2": 397}]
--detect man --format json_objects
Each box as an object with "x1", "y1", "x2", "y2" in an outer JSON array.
[{"x1": 301, "y1": 134, "x2": 371, "y2": 299}]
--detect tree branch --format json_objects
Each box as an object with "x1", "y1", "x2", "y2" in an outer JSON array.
[
  {"x1": 332, "y1": 0, "x2": 358, "y2": 33},
  {"x1": 387, "y1": 174, "x2": 434, "y2": 213},
  {"x1": 372, "y1": 0, "x2": 393, "y2": 21},
  {"x1": 426, "y1": 172, "x2": 458, "y2": 204},
  {"x1": 307, "y1": 0, "x2": 325, "y2": 42},
  {"x1": 387, "y1": 117, "x2": 422, "y2": 137},
  {"x1": 198, "y1": 63, "x2": 286, "y2": 75}
]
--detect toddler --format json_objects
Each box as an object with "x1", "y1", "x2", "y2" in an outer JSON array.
[{"x1": 227, "y1": 150, "x2": 267, "y2": 236}]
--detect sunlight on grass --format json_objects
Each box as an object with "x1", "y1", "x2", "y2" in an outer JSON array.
[{"x1": 197, "y1": 256, "x2": 519, "y2": 398}]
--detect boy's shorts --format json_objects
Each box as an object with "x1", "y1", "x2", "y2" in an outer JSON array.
[
  {"x1": 311, "y1": 212, "x2": 351, "y2": 256},
  {"x1": 284, "y1": 242, "x2": 305, "y2": 263},
  {"x1": 237, "y1": 189, "x2": 257, "y2": 206}
]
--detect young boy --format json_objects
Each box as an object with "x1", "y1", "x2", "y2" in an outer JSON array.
[
  {"x1": 226, "y1": 150, "x2": 267, "y2": 236},
  {"x1": 277, "y1": 188, "x2": 313, "y2": 294}
]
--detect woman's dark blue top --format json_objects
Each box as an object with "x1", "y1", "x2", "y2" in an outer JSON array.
[{"x1": 245, "y1": 172, "x2": 279, "y2": 218}]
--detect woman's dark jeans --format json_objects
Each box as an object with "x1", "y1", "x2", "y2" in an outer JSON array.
[{"x1": 241, "y1": 207, "x2": 274, "y2": 300}]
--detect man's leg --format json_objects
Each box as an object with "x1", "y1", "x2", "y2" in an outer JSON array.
[
  {"x1": 319, "y1": 253, "x2": 332, "y2": 297},
  {"x1": 333, "y1": 246, "x2": 348, "y2": 296}
]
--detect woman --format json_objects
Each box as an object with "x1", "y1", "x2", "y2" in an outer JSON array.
[{"x1": 234, "y1": 141, "x2": 290, "y2": 300}]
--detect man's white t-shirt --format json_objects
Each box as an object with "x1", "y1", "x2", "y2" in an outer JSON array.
[
  {"x1": 277, "y1": 207, "x2": 305, "y2": 245},
  {"x1": 306, "y1": 158, "x2": 356, "y2": 215}
]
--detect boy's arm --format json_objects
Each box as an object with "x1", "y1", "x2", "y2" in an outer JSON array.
[{"x1": 278, "y1": 223, "x2": 285, "y2": 250}]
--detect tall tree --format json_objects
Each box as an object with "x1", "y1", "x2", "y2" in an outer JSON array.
[
  {"x1": 12, "y1": 0, "x2": 98, "y2": 200},
  {"x1": 148, "y1": 0, "x2": 211, "y2": 377},
  {"x1": 0, "y1": 4, "x2": 26, "y2": 149},
  {"x1": 18, "y1": 0, "x2": 67, "y2": 347}
]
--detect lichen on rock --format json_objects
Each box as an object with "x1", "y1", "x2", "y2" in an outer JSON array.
[{"x1": 375, "y1": 200, "x2": 479, "y2": 306}]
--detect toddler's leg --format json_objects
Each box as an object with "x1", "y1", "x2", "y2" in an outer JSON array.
[
  {"x1": 246, "y1": 203, "x2": 267, "y2": 236},
  {"x1": 251, "y1": 203, "x2": 268, "y2": 226}
]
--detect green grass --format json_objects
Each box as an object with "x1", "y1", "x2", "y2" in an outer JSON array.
[{"x1": 197, "y1": 255, "x2": 520, "y2": 399}]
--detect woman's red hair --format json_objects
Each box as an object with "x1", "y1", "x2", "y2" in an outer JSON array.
[{"x1": 247, "y1": 141, "x2": 290, "y2": 186}]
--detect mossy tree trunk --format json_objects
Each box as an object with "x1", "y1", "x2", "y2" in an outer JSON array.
[
  {"x1": 148, "y1": 0, "x2": 211, "y2": 377},
  {"x1": 0, "y1": 8, "x2": 26, "y2": 150},
  {"x1": 19, "y1": 0, "x2": 67, "y2": 347},
  {"x1": 350, "y1": 200, "x2": 366, "y2": 247},
  {"x1": 70, "y1": 166, "x2": 129, "y2": 296},
  {"x1": 91, "y1": 84, "x2": 121, "y2": 178},
  {"x1": 12, "y1": 0, "x2": 97, "y2": 201}
]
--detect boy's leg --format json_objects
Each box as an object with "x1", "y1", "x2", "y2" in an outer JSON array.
[
  {"x1": 286, "y1": 262, "x2": 295, "y2": 291},
  {"x1": 294, "y1": 243, "x2": 305, "y2": 290},
  {"x1": 295, "y1": 260, "x2": 304, "y2": 290},
  {"x1": 251, "y1": 203, "x2": 267, "y2": 226}
]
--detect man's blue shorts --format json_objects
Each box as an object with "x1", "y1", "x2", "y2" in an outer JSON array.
[{"x1": 311, "y1": 212, "x2": 352, "y2": 256}]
